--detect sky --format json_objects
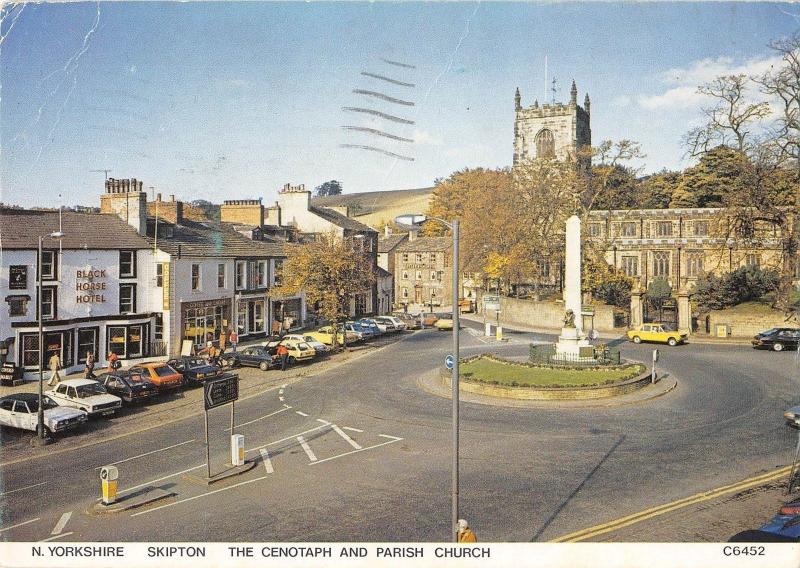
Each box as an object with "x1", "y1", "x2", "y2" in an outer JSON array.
[{"x1": 1, "y1": 1, "x2": 797, "y2": 208}]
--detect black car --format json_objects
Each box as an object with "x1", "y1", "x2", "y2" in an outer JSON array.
[
  {"x1": 167, "y1": 356, "x2": 224, "y2": 385},
  {"x1": 98, "y1": 370, "x2": 158, "y2": 404},
  {"x1": 222, "y1": 346, "x2": 279, "y2": 371},
  {"x1": 752, "y1": 328, "x2": 800, "y2": 352}
]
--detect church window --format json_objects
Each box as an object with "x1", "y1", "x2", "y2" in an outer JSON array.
[
  {"x1": 745, "y1": 253, "x2": 760, "y2": 267},
  {"x1": 694, "y1": 221, "x2": 709, "y2": 237},
  {"x1": 535, "y1": 129, "x2": 555, "y2": 159},
  {"x1": 686, "y1": 253, "x2": 704, "y2": 277},
  {"x1": 655, "y1": 221, "x2": 673, "y2": 237},
  {"x1": 652, "y1": 251, "x2": 670, "y2": 277},
  {"x1": 621, "y1": 256, "x2": 639, "y2": 277},
  {"x1": 621, "y1": 223, "x2": 637, "y2": 237},
  {"x1": 587, "y1": 223, "x2": 602, "y2": 237}
]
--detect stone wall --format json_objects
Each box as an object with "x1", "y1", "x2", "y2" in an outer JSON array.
[
  {"x1": 705, "y1": 306, "x2": 796, "y2": 337},
  {"x1": 478, "y1": 296, "x2": 618, "y2": 331}
]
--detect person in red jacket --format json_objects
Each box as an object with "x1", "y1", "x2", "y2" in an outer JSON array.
[{"x1": 276, "y1": 343, "x2": 290, "y2": 371}]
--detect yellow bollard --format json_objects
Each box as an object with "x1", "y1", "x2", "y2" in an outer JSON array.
[
  {"x1": 231, "y1": 434, "x2": 245, "y2": 466},
  {"x1": 100, "y1": 466, "x2": 119, "y2": 505},
  {"x1": 496, "y1": 325, "x2": 503, "y2": 341}
]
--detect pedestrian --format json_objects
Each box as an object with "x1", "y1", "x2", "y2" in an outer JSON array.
[
  {"x1": 229, "y1": 328, "x2": 238, "y2": 353},
  {"x1": 219, "y1": 330, "x2": 227, "y2": 353},
  {"x1": 271, "y1": 319, "x2": 281, "y2": 338},
  {"x1": 457, "y1": 519, "x2": 477, "y2": 543},
  {"x1": 276, "y1": 343, "x2": 290, "y2": 371},
  {"x1": 47, "y1": 352, "x2": 61, "y2": 387},
  {"x1": 107, "y1": 351, "x2": 121, "y2": 373},
  {"x1": 83, "y1": 352, "x2": 96, "y2": 380}
]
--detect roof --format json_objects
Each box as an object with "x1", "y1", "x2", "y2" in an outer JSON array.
[
  {"x1": 0, "y1": 209, "x2": 151, "y2": 250},
  {"x1": 396, "y1": 236, "x2": 452, "y2": 252},
  {"x1": 146, "y1": 219, "x2": 285, "y2": 258},
  {"x1": 376, "y1": 266, "x2": 392, "y2": 278},
  {"x1": 0, "y1": 393, "x2": 40, "y2": 402},
  {"x1": 378, "y1": 234, "x2": 408, "y2": 253},
  {"x1": 308, "y1": 206, "x2": 377, "y2": 233}
]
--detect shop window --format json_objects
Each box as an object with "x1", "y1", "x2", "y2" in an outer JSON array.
[
  {"x1": 77, "y1": 327, "x2": 99, "y2": 363},
  {"x1": 191, "y1": 264, "x2": 201, "y2": 291},
  {"x1": 218, "y1": 264, "x2": 226, "y2": 288},
  {"x1": 236, "y1": 261, "x2": 246, "y2": 289},
  {"x1": 21, "y1": 334, "x2": 39, "y2": 368},
  {"x1": 120, "y1": 250, "x2": 136, "y2": 278},
  {"x1": 127, "y1": 325, "x2": 143, "y2": 358},
  {"x1": 253, "y1": 302, "x2": 265, "y2": 333},
  {"x1": 108, "y1": 326, "x2": 127, "y2": 357},
  {"x1": 237, "y1": 302, "x2": 247, "y2": 335},
  {"x1": 38, "y1": 286, "x2": 57, "y2": 320},
  {"x1": 40, "y1": 250, "x2": 57, "y2": 280},
  {"x1": 119, "y1": 283, "x2": 137, "y2": 314},
  {"x1": 32, "y1": 329, "x2": 73, "y2": 369}
]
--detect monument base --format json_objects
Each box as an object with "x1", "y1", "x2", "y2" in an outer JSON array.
[{"x1": 555, "y1": 327, "x2": 596, "y2": 361}]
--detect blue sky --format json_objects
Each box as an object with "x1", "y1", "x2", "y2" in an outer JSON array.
[{"x1": 1, "y1": 2, "x2": 797, "y2": 208}]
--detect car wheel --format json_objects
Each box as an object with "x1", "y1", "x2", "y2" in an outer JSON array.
[
  {"x1": 288, "y1": 356, "x2": 296, "y2": 364},
  {"x1": 667, "y1": 338, "x2": 677, "y2": 346},
  {"x1": 259, "y1": 361, "x2": 269, "y2": 371},
  {"x1": 773, "y1": 343, "x2": 784, "y2": 352},
  {"x1": 632, "y1": 336, "x2": 641, "y2": 344}
]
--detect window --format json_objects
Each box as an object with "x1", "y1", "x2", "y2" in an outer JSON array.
[
  {"x1": 273, "y1": 259, "x2": 283, "y2": 287},
  {"x1": 745, "y1": 253, "x2": 760, "y2": 267},
  {"x1": 156, "y1": 263, "x2": 164, "y2": 287},
  {"x1": 535, "y1": 129, "x2": 555, "y2": 159},
  {"x1": 402, "y1": 288, "x2": 408, "y2": 299},
  {"x1": 257, "y1": 261, "x2": 268, "y2": 287},
  {"x1": 77, "y1": 328, "x2": 99, "y2": 363},
  {"x1": 236, "y1": 261, "x2": 246, "y2": 289},
  {"x1": 191, "y1": 264, "x2": 201, "y2": 290},
  {"x1": 402, "y1": 253, "x2": 409, "y2": 262},
  {"x1": 431, "y1": 289, "x2": 437, "y2": 298},
  {"x1": 355, "y1": 294, "x2": 367, "y2": 316},
  {"x1": 537, "y1": 259, "x2": 551, "y2": 278},
  {"x1": 40, "y1": 250, "x2": 57, "y2": 280},
  {"x1": 686, "y1": 253, "x2": 704, "y2": 277},
  {"x1": 587, "y1": 223, "x2": 602, "y2": 237},
  {"x1": 119, "y1": 283, "x2": 136, "y2": 313},
  {"x1": 21, "y1": 334, "x2": 39, "y2": 367},
  {"x1": 621, "y1": 256, "x2": 639, "y2": 277},
  {"x1": 39, "y1": 286, "x2": 56, "y2": 320},
  {"x1": 0, "y1": 400, "x2": 14, "y2": 411},
  {"x1": 416, "y1": 253, "x2": 424, "y2": 263},
  {"x1": 120, "y1": 250, "x2": 136, "y2": 277},
  {"x1": 154, "y1": 313, "x2": 164, "y2": 342},
  {"x1": 218, "y1": 264, "x2": 226, "y2": 288},
  {"x1": 652, "y1": 251, "x2": 670, "y2": 277},
  {"x1": 694, "y1": 221, "x2": 709, "y2": 237},
  {"x1": 237, "y1": 301, "x2": 247, "y2": 335},
  {"x1": 431, "y1": 271, "x2": 437, "y2": 280},
  {"x1": 655, "y1": 221, "x2": 673, "y2": 237},
  {"x1": 621, "y1": 222, "x2": 637, "y2": 237},
  {"x1": 402, "y1": 271, "x2": 409, "y2": 280},
  {"x1": 6, "y1": 295, "x2": 28, "y2": 316},
  {"x1": 430, "y1": 253, "x2": 437, "y2": 263},
  {"x1": 416, "y1": 270, "x2": 423, "y2": 280}
]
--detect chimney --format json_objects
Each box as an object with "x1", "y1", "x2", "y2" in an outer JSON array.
[
  {"x1": 408, "y1": 229, "x2": 417, "y2": 242},
  {"x1": 220, "y1": 199, "x2": 265, "y2": 227},
  {"x1": 147, "y1": 194, "x2": 183, "y2": 225},
  {"x1": 384, "y1": 225, "x2": 392, "y2": 237},
  {"x1": 99, "y1": 177, "x2": 148, "y2": 235},
  {"x1": 277, "y1": 182, "x2": 311, "y2": 228}
]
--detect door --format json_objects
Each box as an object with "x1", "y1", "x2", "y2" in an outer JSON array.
[
  {"x1": 1, "y1": 399, "x2": 23, "y2": 429},
  {"x1": 13, "y1": 401, "x2": 35, "y2": 430}
]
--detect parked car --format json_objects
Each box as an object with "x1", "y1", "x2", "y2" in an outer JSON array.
[
  {"x1": 757, "y1": 513, "x2": 800, "y2": 540},
  {"x1": 626, "y1": 323, "x2": 687, "y2": 346},
  {"x1": 223, "y1": 346, "x2": 279, "y2": 371},
  {"x1": 784, "y1": 405, "x2": 800, "y2": 428},
  {"x1": 167, "y1": 356, "x2": 225, "y2": 385},
  {"x1": 0, "y1": 393, "x2": 87, "y2": 435},
  {"x1": 46, "y1": 378, "x2": 122, "y2": 417},
  {"x1": 375, "y1": 315, "x2": 406, "y2": 331},
  {"x1": 342, "y1": 322, "x2": 367, "y2": 341},
  {"x1": 752, "y1": 328, "x2": 800, "y2": 352},
  {"x1": 98, "y1": 370, "x2": 158, "y2": 403},
  {"x1": 394, "y1": 313, "x2": 421, "y2": 330},
  {"x1": 306, "y1": 326, "x2": 360, "y2": 346},
  {"x1": 131, "y1": 362, "x2": 184, "y2": 391},
  {"x1": 420, "y1": 313, "x2": 439, "y2": 327},
  {"x1": 263, "y1": 338, "x2": 316, "y2": 363},
  {"x1": 282, "y1": 334, "x2": 330, "y2": 356},
  {"x1": 434, "y1": 318, "x2": 454, "y2": 331},
  {"x1": 356, "y1": 319, "x2": 383, "y2": 336}
]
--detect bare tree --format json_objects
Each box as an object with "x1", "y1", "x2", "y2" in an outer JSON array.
[{"x1": 683, "y1": 74, "x2": 772, "y2": 157}]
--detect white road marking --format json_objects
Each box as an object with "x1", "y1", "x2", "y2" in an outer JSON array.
[
  {"x1": 316, "y1": 418, "x2": 331, "y2": 425},
  {"x1": 94, "y1": 440, "x2": 196, "y2": 469},
  {"x1": 229, "y1": 406, "x2": 291, "y2": 430},
  {"x1": 0, "y1": 517, "x2": 40, "y2": 533},
  {"x1": 112, "y1": 464, "x2": 205, "y2": 497},
  {"x1": 246, "y1": 423, "x2": 330, "y2": 455},
  {"x1": 281, "y1": 384, "x2": 287, "y2": 389},
  {"x1": 131, "y1": 475, "x2": 268, "y2": 517},
  {"x1": 279, "y1": 389, "x2": 284, "y2": 395},
  {"x1": 295, "y1": 411, "x2": 309, "y2": 417},
  {"x1": 309, "y1": 438, "x2": 404, "y2": 466},
  {"x1": 259, "y1": 449, "x2": 274, "y2": 474},
  {"x1": 40, "y1": 531, "x2": 74, "y2": 542},
  {"x1": 297, "y1": 436, "x2": 317, "y2": 462},
  {"x1": 279, "y1": 396, "x2": 284, "y2": 402},
  {"x1": 379, "y1": 434, "x2": 403, "y2": 441},
  {"x1": 51, "y1": 511, "x2": 71, "y2": 535},
  {"x1": 342, "y1": 427, "x2": 363, "y2": 433},
  {"x1": 283, "y1": 403, "x2": 291, "y2": 408},
  {"x1": 0, "y1": 481, "x2": 48, "y2": 497},
  {"x1": 331, "y1": 424, "x2": 362, "y2": 450}
]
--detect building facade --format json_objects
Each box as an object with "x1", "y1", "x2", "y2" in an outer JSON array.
[{"x1": 394, "y1": 236, "x2": 453, "y2": 311}]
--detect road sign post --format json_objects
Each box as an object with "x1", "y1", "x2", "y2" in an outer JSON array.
[
  {"x1": 203, "y1": 374, "x2": 240, "y2": 478},
  {"x1": 652, "y1": 349, "x2": 659, "y2": 383}
]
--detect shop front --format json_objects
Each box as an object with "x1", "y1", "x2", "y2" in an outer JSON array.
[
  {"x1": 181, "y1": 298, "x2": 232, "y2": 349},
  {"x1": 271, "y1": 297, "x2": 304, "y2": 333},
  {"x1": 236, "y1": 294, "x2": 268, "y2": 338}
]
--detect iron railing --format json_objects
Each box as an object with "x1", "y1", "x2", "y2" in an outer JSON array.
[{"x1": 529, "y1": 343, "x2": 621, "y2": 367}]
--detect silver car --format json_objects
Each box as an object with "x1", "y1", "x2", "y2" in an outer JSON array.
[{"x1": 0, "y1": 393, "x2": 87, "y2": 435}]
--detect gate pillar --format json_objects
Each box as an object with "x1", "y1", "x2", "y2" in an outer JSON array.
[
  {"x1": 678, "y1": 285, "x2": 691, "y2": 334},
  {"x1": 630, "y1": 285, "x2": 644, "y2": 329}
]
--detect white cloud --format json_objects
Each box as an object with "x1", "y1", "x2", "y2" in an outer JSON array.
[
  {"x1": 412, "y1": 129, "x2": 444, "y2": 147},
  {"x1": 638, "y1": 86, "x2": 703, "y2": 110}
]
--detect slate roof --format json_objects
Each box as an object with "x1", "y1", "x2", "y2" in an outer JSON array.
[
  {"x1": 308, "y1": 206, "x2": 377, "y2": 233},
  {"x1": 0, "y1": 209, "x2": 151, "y2": 249},
  {"x1": 145, "y1": 219, "x2": 285, "y2": 258},
  {"x1": 378, "y1": 234, "x2": 408, "y2": 253},
  {"x1": 396, "y1": 236, "x2": 452, "y2": 252}
]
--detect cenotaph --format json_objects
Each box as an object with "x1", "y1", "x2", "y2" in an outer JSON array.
[{"x1": 555, "y1": 215, "x2": 593, "y2": 359}]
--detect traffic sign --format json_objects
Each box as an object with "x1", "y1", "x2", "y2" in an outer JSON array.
[
  {"x1": 445, "y1": 355, "x2": 455, "y2": 370},
  {"x1": 204, "y1": 374, "x2": 239, "y2": 410},
  {"x1": 483, "y1": 294, "x2": 501, "y2": 311}
]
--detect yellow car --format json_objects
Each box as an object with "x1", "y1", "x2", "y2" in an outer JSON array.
[
  {"x1": 434, "y1": 318, "x2": 454, "y2": 331},
  {"x1": 305, "y1": 326, "x2": 360, "y2": 346},
  {"x1": 627, "y1": 323, "x2": 687, "y2": 346},
  {"x1": 276, "y1": 338, "x2": 316, "y2": 363}
]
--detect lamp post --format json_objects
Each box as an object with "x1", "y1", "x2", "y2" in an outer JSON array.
[
  {"x1": 38, "y1": 231, "x2": 64, "y2": 440},
  {"x1": 396, "y1": 214, "x2": 460, "y2": 542}
]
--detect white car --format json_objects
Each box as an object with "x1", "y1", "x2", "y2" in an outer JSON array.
[
  {"x1": 46, "y1": 378, "x2": 122, "y2": 417},
  {"x1": 279, "y1": 334, "x2": 330, "y2": 355},
  {"x1": 374, "y1": 316, "x2": 406, "y2": 332},
  {"x1": 0, "y1": 393, "x2": 87, "y2": 435}
]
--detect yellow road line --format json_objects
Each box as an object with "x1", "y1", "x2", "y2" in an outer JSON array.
[{"x1": 551, "y1": 465, "x2": 792, "y2": 543}]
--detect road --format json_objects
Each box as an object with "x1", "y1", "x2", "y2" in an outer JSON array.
[{"x1": 1, "y1": 323, "x2": 799, "y2": 542}]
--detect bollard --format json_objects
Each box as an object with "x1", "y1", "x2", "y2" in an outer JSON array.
[
  {"x1": 485, "y1": 322, "x2": 492, "y2": 337},
  {"x1": 231, "y1": 434, "x2": 245, "y2": 466},
  {"x1": 100, "y1": 466, "x2": 119, "y2": 505},
  {"x1": 496, "y1": 326, "x2": 503, "y2": 341}
]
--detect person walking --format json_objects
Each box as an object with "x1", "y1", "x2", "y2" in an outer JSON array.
[
  {"x1": 457, "y1": 519, "x2": 477, "y2": 543},
  {"x1": 107, "y1": 351, "x2": 121, "y2": 374},
  {"x1": 276, "y1": 343, "x2": 290, "y2": 372},
  {"x1": 229, "y1": 329, "x2": 238, "y2": 353},
  {"x1": 83, "y1": 352, "x2": 96, "y2": 380},
  {"x1": 47, "y1": 353, "x2": 61, "y2": 387}
]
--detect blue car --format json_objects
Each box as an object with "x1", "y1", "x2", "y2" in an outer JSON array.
[
  {"x1": 357, "y1": 319, "x2": 383, "y2": 336},
  {"x1": 756, "y1": 513, "x2": 800, "y2": 540}
]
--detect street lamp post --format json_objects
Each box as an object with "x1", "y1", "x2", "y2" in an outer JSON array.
[
  {"x1": 38, "y1": 231, "x2": 64, "y2": 440},
  {"x1": 396, "y1": 214, "x2": 460, "y2": 542}
]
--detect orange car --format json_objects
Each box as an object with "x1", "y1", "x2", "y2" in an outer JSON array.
[
  {"x1": 420, "y1": 313, "x2": 439, "y2": 327},
  {"x1": 130, "y1": 362, "x2": 183, "y2": 391}
]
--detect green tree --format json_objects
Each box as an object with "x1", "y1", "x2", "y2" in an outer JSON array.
[
  {"x1": 646, "y1": 277, "x2": 673, "y2": 321},
  {"x1": 693, "y1": 266, "x2": 780, "y2": 310},
  {"x1": 315, "y1": 180, "x2": 343, "y2": 197},
  {"x1": 637, "y1": 170, "x2": 680, "y2": 209},
  {"x1": 670, "y1": 146, "x2": 749, "y2": 208}
]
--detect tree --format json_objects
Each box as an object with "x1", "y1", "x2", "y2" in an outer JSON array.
[
  {"x1": 646, "y1": 278, "x2": 672, "y2": 321},
  {"x1": 693, "y1": 266, "x2": 780, "y2": 311},
  {"x1": 670, "y1": 146, "x2": 749, "y2": 208},
  {"x1": 637, "y1": 170, "x2": 680, "y2": 209},
  {"x1": 582, "y1": 139, "x2": 645, "y2": 211},
  {"x1": 271, "y1": 232, "x2": 375, "y2": 349},
  {"x1": 315, "y1": 180, "x2": 343, "y2": 197}
]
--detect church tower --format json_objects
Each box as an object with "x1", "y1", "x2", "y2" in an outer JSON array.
[{"x1": 513, "y1": 79, "x2": 591, "y2": 167}]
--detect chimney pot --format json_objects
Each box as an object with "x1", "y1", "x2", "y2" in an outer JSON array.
[
  {"x1": 170, "y1": 195, "x2": 175, "y2": 202},
  {"x1": 157, "y1": 193, "x2": 162, "y2": 202}
]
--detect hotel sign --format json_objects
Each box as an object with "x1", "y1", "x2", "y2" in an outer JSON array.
[{"x1": 75, "y1": 268, "x2": 107, "y2": 303}]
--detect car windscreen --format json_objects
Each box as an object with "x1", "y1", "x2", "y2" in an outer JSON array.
[
  {"x1": 152, "y1": 365, "x2": 177, "y2": 377},
  {"x1": 30, "y1": 396, "x2": 59, "y2": 411},
  {"x1": 186, "y1": 358, "x2": 207, "y2": 367},
  {"x1": 298, "y1": 343, "x2": 311, "y2": 350},
  {"x1": 76, "y1": 383, "x2": 107, "y2": 398},
  {"x1": 125, "y1": 374, "x2": 148, "y2": 385},
  {"x1": 760, "y1": 328, "x2": 780, "y2": 336}
]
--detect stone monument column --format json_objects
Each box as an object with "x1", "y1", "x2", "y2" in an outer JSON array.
[
  {"x1": 677, "y1": 285, "x2": 691, "y2": 333},
  {"x1": 630, "y1": 285, "x2": 644, "y2": 329},
  {"x1": 564, "y1": 215, "x2": 583, "y2": 336}
]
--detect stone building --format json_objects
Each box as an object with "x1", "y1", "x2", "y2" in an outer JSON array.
[
  {"x1": 394, "y1": 236, "x2": 453, "y2": 311},
  {"x1": 513, "y1": 81, "x2": 591, "y2": 166}
]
